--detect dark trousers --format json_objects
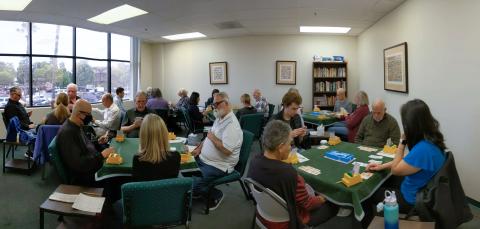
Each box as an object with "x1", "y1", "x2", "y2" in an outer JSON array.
[
  {"x1": 192, "y1": 157, "x2": 228, "y2": 200},
  {"x1": 361, "y1": 176, "x2": 414, "y2": 228},
  {"x1": 307, "y1": 201, "x2": 339, "y2": 226}
]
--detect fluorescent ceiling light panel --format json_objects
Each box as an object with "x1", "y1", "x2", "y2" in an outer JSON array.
[
  {"x1": 0, "y1": 0, "x2": 32, "y2": 11},
  {"x1": 162, "y1": 32, "x2": 206, "y2": 40},
  {"x1": 300, "y1": 26, "x2": 351, "y2": 34},
  {"x1": 88, "y1": 4, "x2": 148, "y2": 24}
]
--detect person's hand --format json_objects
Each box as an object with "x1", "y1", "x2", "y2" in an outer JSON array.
[
  {"x1": 133, "y1": 118, "x2": 142, "y2": 127},
  {"x1": 191, "y1": 146, "x2": 201, "y2": 157},
  {"x1": 207, "y1": 131, "x2": 217, "y2": 142},
  {"x1": 101, "y1": 147, "x2": 115, "y2": 158},
  {"x1": 28, "y1": 123, "x2": 35, "y2": 129},
  {"x1": 98, "y1": 134, "x2": 109, "y2": 144},
  {"x1": 366, "y1": 163, "x2": 383, "y2": 172},
  {"x1": 291, "y1": 128, "x2": 307, "y2": 137},
  {"x1": 27, "y1": 111, "x2": 32, "y2": 117}
]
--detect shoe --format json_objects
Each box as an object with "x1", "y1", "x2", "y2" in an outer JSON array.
[
  {"x1": 337, "y1": 207, "x2": 352, "y2": 217},
  {"x1": 24, "y1": 152, "x2": 33, "y2": 160},
  {"x1": 192, "y1": 193, "x2": 202, "y2": 200},
  {"x1": 208, "y1": 191, "x2": 224, "y2": 211}
]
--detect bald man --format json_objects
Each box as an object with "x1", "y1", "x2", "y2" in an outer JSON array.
[
  {"x1": 57, "y1": 99, "x2": 114, "y2": 185},
  {"x1": 355, "y1": 99, "x2": 400, "y2": 148},
  {"x1": 93, "y1": 93, "x2": 120, "y2": 137}
]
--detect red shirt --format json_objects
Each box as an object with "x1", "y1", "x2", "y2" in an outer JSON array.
[{"x1": 345, "y1": 105, "x2": 370, "y2": 142}]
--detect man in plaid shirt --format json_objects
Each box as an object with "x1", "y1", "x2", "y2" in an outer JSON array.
[{"x1": 253, "y1": 89, "x2": 269, "y2": 114}]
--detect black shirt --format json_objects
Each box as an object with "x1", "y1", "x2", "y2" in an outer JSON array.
[
  {"x1": 44, "y1": 112, "x2": 67, "y2": 125},
  {"x1": 235, "y1": 106, "x2": 257, "y2": 120},
  {"x1": 4, "y1": 99, "x2": 32, "y2": 130},
  {"x1": 123, "y1": 108, "x2": 152, "y2": 138},
  {"x1": 132, "y1": 152, "x2": 180, "y2": 181},
  {"x1": 57, "y1": 119, "x2": 103, "y2": 185},
  {"x1": 188, "y1": 103, "x2": 204, "y2": 130},
  {"x1": 272, "y1": 109, "x2": 305, "y2": 148}
]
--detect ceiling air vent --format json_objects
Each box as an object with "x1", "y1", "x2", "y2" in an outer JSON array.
[{"x1": 214, "y1": 21, "x2": 244, "y2": 30}]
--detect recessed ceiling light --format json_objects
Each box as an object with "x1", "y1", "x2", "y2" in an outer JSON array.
[
  {"x1": 300, "y1": 26, "x2": 351, "y2": 34},
  {"x1": 88, "y1": 4, "x2": 148, "y2": 25},
  {"x1": 162, "y1": 32, "x2": 206, "y2": 41},
  {"x1": 0, "y1": 0, "x2": 32, "y2": 11}
]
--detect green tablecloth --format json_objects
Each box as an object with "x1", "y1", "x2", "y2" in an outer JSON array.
[
  {"x1": 293, "y1": 142, "x2": 392, "y2": 221},
  {"x1": 95, "y1": 138, "x2": 197, "y2": 181},
  {"x1": 302, "y1": 112, "x2": 339, "y2": 126}
]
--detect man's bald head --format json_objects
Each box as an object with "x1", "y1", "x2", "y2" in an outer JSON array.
[
  {"x1": 372, "y1": 99, "x2": 386, "y2": 122},
  {"x1": 72, "y1": 99, "x2": 92, "y2": 116}
]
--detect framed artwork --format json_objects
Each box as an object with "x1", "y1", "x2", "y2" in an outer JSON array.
[
  {"x1": 384, "y1": 42, "x2": 408, "y2": 93},
  {"x1": 209, "y1": 62, "x2": 228, "y2": 84},
  {"x1": 276, "y1": 60, "x2": 296, "y2": 85}
]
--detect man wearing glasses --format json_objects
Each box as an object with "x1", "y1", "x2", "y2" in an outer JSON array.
[
  {"x1": 191, "y1": 92, "x2": 243, "y2": 211},
  {"x1": 4, "y1": 86, "x2": 35, "y2": 130},
  {"x1": 57, "y1": 99, "x2": 114, "y2": 185}
]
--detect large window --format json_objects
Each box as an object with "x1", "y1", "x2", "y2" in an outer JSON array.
[{"x1": 0, "y1": 21, "x2": 133, "y2": 107}]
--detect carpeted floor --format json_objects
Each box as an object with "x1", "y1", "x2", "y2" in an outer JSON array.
[{"x1": 1, "y1": 142, "x2": 479, "y2": 229}]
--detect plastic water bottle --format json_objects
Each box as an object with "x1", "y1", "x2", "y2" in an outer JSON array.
[
  {"x1": 317, "y1": 124, "x2": 324, "y2": 136},
  {"x1": 384, "y1": 190, "x2": 399, "y2": 229}
]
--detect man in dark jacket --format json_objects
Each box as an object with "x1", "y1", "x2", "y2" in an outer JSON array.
[
  {"x1": 4, "y1": 86, "x2": 34, "y2": 130},
  {"x1": 57, "y1": 99, "x2": 113, "y2": 185}
]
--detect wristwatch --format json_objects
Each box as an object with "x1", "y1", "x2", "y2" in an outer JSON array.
[{"x1": 401, "y1": 139, "x2": 407, "y2": 145}]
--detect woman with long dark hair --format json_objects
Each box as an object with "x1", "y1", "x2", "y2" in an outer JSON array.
[{"x1": 363, "y1": 99, "x2": 446, "y2": 226}]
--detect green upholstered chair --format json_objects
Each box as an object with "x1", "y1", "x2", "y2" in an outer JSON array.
[
  {"x1": 48, "y1": 137, "x2": 71, "y2": 184},
  {"x1": 268, "y1": 103, "x2": 275, "y2": 119},
  {"x1": 239, "y1": 113, "x2": 265, "y2": 150},
  {"x1": 121, "y1": 177, "x2": 193, "y2": 228},
  {"x1": 204, "y1": 130, "x2": 254, "y2": 214}
]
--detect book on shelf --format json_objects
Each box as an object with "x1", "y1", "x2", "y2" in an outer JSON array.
[{"x1": 313, "y1": 67, "x2": 346, "y2": 78}]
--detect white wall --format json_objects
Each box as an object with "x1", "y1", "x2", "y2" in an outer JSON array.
[
  {"x1": 358, "y1": 0, "x2": 480, "y2": 200},
  {"x1": 152, "y1": 35, "x2": 357, "y2": 110},
  {"x1": 140, "y1": 42, "x2": 153, "y2": 91}
]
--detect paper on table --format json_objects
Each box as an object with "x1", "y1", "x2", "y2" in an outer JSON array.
[
  {"x1": 186, "y1": 145, "x2": 197, "y2": 152},
  {"x1": 377, "y1": 152, "x2": 395, "y2": 159},
  {"x1": 72, "y1": 193, "x2": 105, "y2": 213},
  {"x1": 317, "y1": 145, "x2": 329, "y2": 150},
  {"x1": 296, "y1": 153, "x2": 309, "y2": 163},
  {"x1": 49, "y1": 192, "x2": 78, "y2": 203}
]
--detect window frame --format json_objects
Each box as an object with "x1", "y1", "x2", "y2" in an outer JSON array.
[{"x1": 0, "y1": 21, "x2": 132, "y2": 107}]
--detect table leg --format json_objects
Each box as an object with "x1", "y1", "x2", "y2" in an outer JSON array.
[{"x1": 39, "y1": 209, "x2": 44, "y2": 229}]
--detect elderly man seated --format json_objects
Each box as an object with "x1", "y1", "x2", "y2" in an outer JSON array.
[
  {"x1": 66, "y1": 83, "x2": 80, "y2": 112},
  {"x1": 93, "y1": 93, "x2": 120, "y2": 137},
  {"x1": 191, "y1": 92, "x2": 243, "y2": 211},
  {"x1": 57, "y1": 99, "x2": 114, "y2": 185},
  {"x1": 355, "y1": 99, "x2": 400, "y2": 148},
  {"x1": 121, "y1": 91, "x2": 152, "y2": 138},
  {"x1": 4, "y1": 86, "x2": 35, "y2": 131}
]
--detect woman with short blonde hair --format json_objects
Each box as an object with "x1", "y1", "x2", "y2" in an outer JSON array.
[
  {"x1": 132, "y1": 114, "x2": 180, "y2": 181},
  {"x1": 42, "y1": 92, "x2": 70, "y2": 125}
]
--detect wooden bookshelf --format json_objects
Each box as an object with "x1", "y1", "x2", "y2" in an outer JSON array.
[{"x1": 312, "y1": 61, "x2": 347, "y2": 110}]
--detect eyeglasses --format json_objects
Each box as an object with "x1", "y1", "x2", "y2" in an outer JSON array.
[
  {"x1": 79, "y1": 111, "x2": 91, "y2": 116},
  {"x1": 212, "y1": 100, "x2": 225, "y2": 108}
]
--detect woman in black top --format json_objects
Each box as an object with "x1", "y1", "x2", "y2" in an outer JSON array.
[
  {"x1": 42, "y1": 92, "x2": 70, "y2": 125},
  {"x1": 132, "y1": 114, "x2": 180, "y2": 181},
  {"x1": 205, "y1": 88, "x2": 219, "y2": 108},
  {"x1": 187, "y1": 92, "x2": 206, "y2": 131},
  {"x1": 272, "y1": 91, "x2": 308, "y2": 149}
]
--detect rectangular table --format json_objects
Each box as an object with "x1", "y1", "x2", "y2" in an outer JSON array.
[
  {"x1": 302, "y1": 111, "x2": 339, "y2": 126},
  {"x1": 293, "y1": 142, "x2": 393, "y2": 221},
  {"x1": 95, "y1": 138, "x2": 197, "y2": 181}
]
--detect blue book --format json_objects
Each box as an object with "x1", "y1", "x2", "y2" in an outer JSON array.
[{"x1": 324, "y1": 151, "x2": 355, "y2": 164}]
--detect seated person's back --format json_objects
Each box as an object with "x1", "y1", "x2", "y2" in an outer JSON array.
[
  {"x1": 146, "y1": 88, "x2": 169, "y2": 110},
  {"x1": 132, "y1": 114, "x2": 180, "y2": 181},
  {"x1": 43, "y1": 92, "x2": 70, "y2": 125},
  {"x1": 236, "y1": 93, "x2": 257, "y2": 120}
]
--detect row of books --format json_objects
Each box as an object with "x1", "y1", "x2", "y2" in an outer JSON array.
[
  {"x1": 313, "y1": 95, "x2": 337, "y2": 107},
  {"x1": 315, "y1": 81, "x2": 346, "y2": 93},
  {"x1": 313, "y1": 67, "x2": 346, "y2": 78}
]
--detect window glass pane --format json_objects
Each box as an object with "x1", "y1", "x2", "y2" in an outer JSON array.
[
  {"x1": 76, "y1": 59, "x2": 107, "y2": 103},
  {"x1": 111, "y1": 34, "x2": 131, "y2": 61},
  {"x1": 0, "y1": 56, "x2": 30, "y2": 107},
  {"x1": 32, "y1": 23, "x2": 73, "y2": 56},
  {"x1": 112, "y1": 61, "x2": 132, "y2": 100},
  {"x1": 76, "y1": 28, "x2": 107, "y2": 59},
  {"x1": 0, "y1": 21, "x2": 29, "y2": 54},
  {"x1": 32, "y1": 57, "x2": 73, "y2": 106}
]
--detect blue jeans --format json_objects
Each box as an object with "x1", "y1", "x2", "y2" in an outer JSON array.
[
  {"x1": 193, "y1": 157, "x2": 228, "y2": 200},
  {"x1": 328, "y1": 121, "x2": 348, "y2": 136}
]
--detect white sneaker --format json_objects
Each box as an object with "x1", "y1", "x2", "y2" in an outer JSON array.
[{"x1": 337, "y1": 207, "x2": 352, "y2": 217}]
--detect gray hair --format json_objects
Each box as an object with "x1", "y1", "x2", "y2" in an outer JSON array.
[
  {"x1": 135, "y1": 91, "x2": 147, "y2": 101},
  {"x1": 178, "y1": 88, "x2": 188, "y2": 97},
  {"x1": 287, "y1": 87, "x2": 299, "y2": 94},
  {"x1": 262, "y1": 120, "x2": 292, "y2": 152},
  {"x1": 356, "y1": 91, "x2": 369, "y2": 106},
  {"x1": 67, "y1": 83, "x2": 78, "y2": 91},
  {"x1": 337, "y1": 88, "x2": 346, "y2": 95},
  {"x1": 216, "y1": 91, "x2": 230, "y2": 103},
  {"x1": 102, "y1": 93, "x2": 113, "y2": 102}
]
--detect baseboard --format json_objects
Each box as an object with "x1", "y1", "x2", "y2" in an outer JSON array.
[{"x1": 467, "y1": 196, "x2": 480, "y2": 208}]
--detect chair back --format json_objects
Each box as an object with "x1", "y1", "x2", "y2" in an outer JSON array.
[
  {"x1": 180, "y1": 107, "x2": 197, "y2": 134},
  {"x1": 154, "y1": 109, "x2": 169, "y2": 124},
  {"x1": 121, "y1": 177, "x2": 193, "y2": 227},
  {"x1": 244, "y1": 178, "x2": 289, "y2": 223},
  {"x1": 268, "y1": 103, "x2": 275, "y2": 119},
  {"x1": 117, "y1": 111, "x2": 126, "y2": 130},
  {"x1": 234, "y1": 130, "x2": 254, "y2": 175},
  {"x1": 33, "y1": 125, "x2": 61, "y2": 164},
  {"x1": 48, "y1": 137, "x2": 71, "y2": 184},
  {"x1": 2, "y1": 112, "x2": 17, "y2": 141},
  {"x1": 239, "y1": 113, "x2": 264, "y2": 139}
]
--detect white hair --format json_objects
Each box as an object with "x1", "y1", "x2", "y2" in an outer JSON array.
[{"x1": 67, "y1": 83, "x2": 78, "y2": 91}]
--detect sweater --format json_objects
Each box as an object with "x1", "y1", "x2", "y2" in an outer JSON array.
[
  {"x1": 345, "y1": 105, "x2": 370, "y2": 142},
  {"x1": 355, "y1": 113, "x2": 400, "y2": 148},
  {"x1": 132, "y1": 152, "x2": 181, "y2": 181}
]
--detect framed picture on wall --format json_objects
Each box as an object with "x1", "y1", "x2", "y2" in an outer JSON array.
[
  {"x1": 209, "y1": 62, "x2": 228, "y2": 84},
  {"x1": 384, "y1": 42, "x2": 408, "y2": 93},
  {"x1": 276, "y1": 60, "x2": 296, "y2": 85}
]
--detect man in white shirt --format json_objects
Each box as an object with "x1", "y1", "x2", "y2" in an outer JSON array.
[
  {"x1": 191, "y1": 92, "x2": 243, "y2": 211},
  {"x1": 93, "y1": 93, "x2": 120, "y2": 137}
]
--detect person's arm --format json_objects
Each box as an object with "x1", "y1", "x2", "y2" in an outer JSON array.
[
  {"x1": 120, "y1": 115, "x2": 139, "y2": 133},
  {"x1": 367, "y1": 139, "x2": 420, "y2": 176},
  {"x1": 95, "y1": 108, "x2": 119, "y2": 129},
  {"x1": 354, "y1": 118, "x2": 367, "y2": 144},
  {"x1": 295, "y1": 175, "x2": 325, "y2": 210},
  {"x1": 58, "y1": 132, "x2": 104, "y2": 174},
  {"x1": 345, "y1": 107, "x2": 366, "y2": 129},
  {"x1": 207, "y1": 131, "x2": 233, "y2": 156}
]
